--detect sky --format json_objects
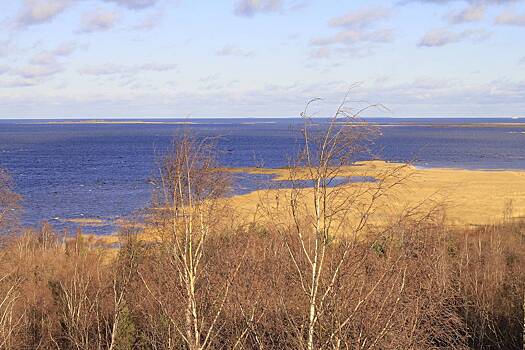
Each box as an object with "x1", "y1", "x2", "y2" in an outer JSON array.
[{"x1": 0, "y1": 0, "x2": 524, "y2": 119}]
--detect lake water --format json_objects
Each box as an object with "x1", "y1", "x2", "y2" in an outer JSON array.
[{"x1": 1, "y1": 118, "x2": 524, "y2": 234}]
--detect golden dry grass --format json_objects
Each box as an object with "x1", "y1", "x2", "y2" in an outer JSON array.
[{"x1": 226, "y1": 160, "x2": 525, "y2": 227}]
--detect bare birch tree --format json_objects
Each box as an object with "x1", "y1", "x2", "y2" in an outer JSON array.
[
  {"x1": 269, "y1": 95, "x2": 410, "y2": 349},
  {"x1": 143, "y1": 134, "x2": 234, "y2": 350}
]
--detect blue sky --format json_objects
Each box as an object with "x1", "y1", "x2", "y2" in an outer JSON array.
[{"x1": 0, "y1": 0, "x2": 524, "y2": 118}]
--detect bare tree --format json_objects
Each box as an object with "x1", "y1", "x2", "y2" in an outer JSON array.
[
  {"x1": 263, "y1": 95, "x2": 410, "y2": 349},
  {"x1": 143, "y1": 134, "x2": 234, "y2": 350}
]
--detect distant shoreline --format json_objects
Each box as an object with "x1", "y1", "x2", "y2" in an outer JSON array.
[
  {"x1": 46, "y1": 120, "x2": 197, "y2": 125},
  {"x1": 36, "y1": 120, "x2": 525, "y2": 128}
]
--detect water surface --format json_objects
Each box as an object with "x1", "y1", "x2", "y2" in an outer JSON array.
[{"x1": 1, "y1": 118, "x2": 524, "y2": 233}]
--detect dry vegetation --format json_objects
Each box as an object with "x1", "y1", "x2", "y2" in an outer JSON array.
[
  {"x1": 0, "y1": 100, "x2": 524, "y2": 349},
  {"x1": 226, "y1": 161, "x2": 525, "y2": 228}
]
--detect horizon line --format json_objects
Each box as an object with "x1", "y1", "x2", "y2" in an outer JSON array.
[{"x1": 0, "y1": 115, "x2": 522, "y2": 121}]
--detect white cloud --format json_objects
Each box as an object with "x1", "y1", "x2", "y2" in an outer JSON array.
[
  {"x1": 233, "y1": 0, "x2": 306, "y2": 17},
  {"x1": 405, "y1": 0, "x2": 520, "y2": 5},
  {"x1": 329, "y1": 7, "x2": 391, "y2": 29},
  {"x1": 15, "y1": 0, "x2": 159, "y2": 28},
  {"x1": 216, "y1": 45, "x2": 254, "y2": 57},
  {"x1": 138, "y1": 63, "x2": 178, "y2": 71},
  {"x1": 364, "y1": 78, "x2": 525, "y2": 116},
  {"x1": 447, "y1": 4, "x2": 485, "y2": 24},
  {"x1": 30, "y1": 52, "x2": 57, "y2": 65},
  {"x1": 234, "y1": 0, "x2": 283, "y2": 17},
  {"x1": 133, "y1": 10, "x2": 163, "y2": 30},
  {"x1": 309, "y1": 47, "x2": 332, "y2": 59},
  {"x1": 80, "y1": 9, "x2": 118, "y2": 33},
  {"x1": 14, "y1": 64, "x2": 64, "y2": 79},
  {"x1": 495, "y1": 11, "x2": 525, "y2": 26},
  {"x1": 79, "y1": 63, "x2": 177, "y2": 76},
  {"x1": 102, "y1": 0, "x2": 159, "y2": 9},
  {"x1": 312, "y1": 29, "x2": 393, "y2": 47},
  {"x1": 3, "y1": 78, "x2": 525, "y2": 117},
  {"x1": 309, "y1": 7, "x2": 393, "y2": 60},
  {"x1": 3, "y1": 43, "x2": 71, "y2": 82},
  {"x1": 199, "y1": 74, "x2": 221, "y2": 83},
  {"x1": 16, "y1": 0, "x2": 71, "y2": 27},
  {"x1": 0, "y1": 78, "x2": 39, "y2": 88},
  {"x1": 29, "y1": 43, "x2": 77, "y2": 65},
  {"x1": 0, "y1": 43, "x2": 71, "y2": 87},
  {"x1": 79, "y1": 64, "x2": 123, "y2": 76},
  {"x1": 53, "y1": 42, "x2": 77, "y2": 56},
  {"x1": 418, "y1": 28, "x2": 490, "y2": 47}
]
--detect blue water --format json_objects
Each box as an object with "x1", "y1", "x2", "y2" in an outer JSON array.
[
  {"x1": 1, "y1": 118, "x2": 524, "y2": 234},
  {"x1": 234, "y1": 174, "x2": 377, "y2": 196}
]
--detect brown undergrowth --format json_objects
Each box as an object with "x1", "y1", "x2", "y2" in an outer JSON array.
[{"x1": 0, "y1": 215, "x2": 523, "y2": 348}]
